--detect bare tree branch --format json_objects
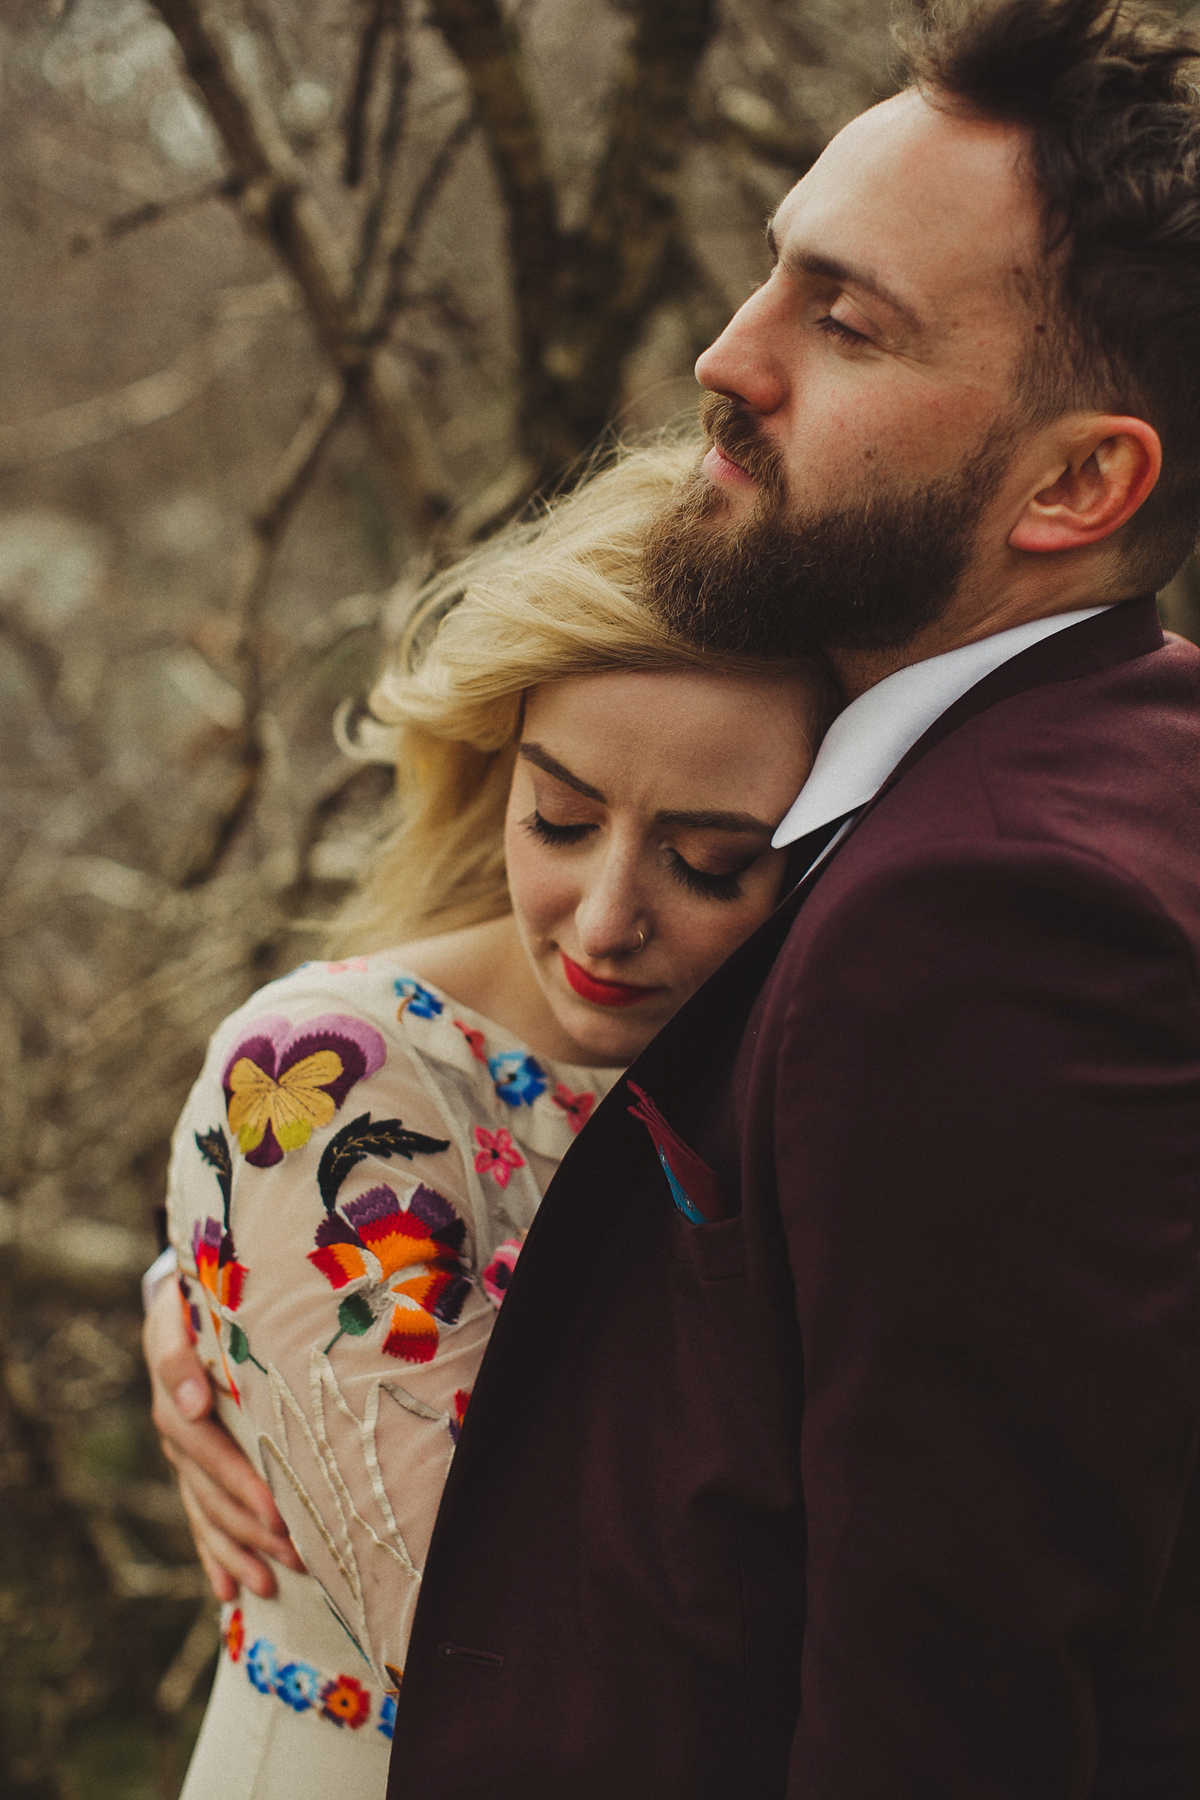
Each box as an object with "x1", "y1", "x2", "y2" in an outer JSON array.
[
  {"x1": 67, "y1": 176, "x2": 244, "y2": 257},
  {"x1": 344, "y1": 0, "x2": 402, "y2": 185},
  {"x1": 150, "y1": 0, "x2": 452, "y2": 532},
  {"x1": 0, "y1": 315, "x2": 262, "y2": 468},
  {"x1": 424, "y1": 0, "x2": 559, "y2": 394}
]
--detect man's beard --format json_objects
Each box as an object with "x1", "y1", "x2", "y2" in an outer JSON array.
[{"x1": 643, "y1": 394, "x2": 1015, "y2": 658}]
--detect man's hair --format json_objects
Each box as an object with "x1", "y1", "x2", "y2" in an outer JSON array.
[{"x1": 901, "y1": 0, "x2": 1200, "y2": 588}]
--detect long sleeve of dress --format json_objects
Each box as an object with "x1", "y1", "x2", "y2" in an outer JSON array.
[{"x1": 166, "y1": 956, "x2": 613, "y2": 1697}]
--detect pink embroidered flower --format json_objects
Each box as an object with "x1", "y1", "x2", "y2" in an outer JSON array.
[
  {"x1": 222, "y1": 1013, "x2": 386, "y2": 1167},
  {"x1": 481, "y1": 1236, "x2": 524, "y2": 1309},
  {"x1": 454, "y1": 1020, "x2": 488, "y2": 1062},
  {"x1": 551, "y1": 1081, "x2": 595, "y2": 1134},
  {"x1": 320, "y1": 1673, "x2": 371, "y2": 1728},
  {"x1": 326, "y1": 958, "x2": 370, "y2": 974},
  {"x1": 473, "y1": 1125, "x2": 524, "y2": 1188}
]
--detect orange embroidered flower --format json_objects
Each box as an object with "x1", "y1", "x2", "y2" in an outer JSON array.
[
  {"x1": 309, "y1": 1183, "x2": 470, "y2": 1365},
  {"x1": 319, "y1": 1673, "x2": 371, "y2": 1728},
  {"x1": 473, "y1": 1125, "x2": 524, "y2": 1188},
  {"x1": 225, "y1": 1607, "x2": 245, "y2": 1663}
]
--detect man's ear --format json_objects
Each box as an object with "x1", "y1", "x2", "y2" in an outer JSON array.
[{"x1": 1008, "y1": 416, "x2": 1162, "y2": 554}]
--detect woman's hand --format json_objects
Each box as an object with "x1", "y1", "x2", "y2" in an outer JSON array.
[{"x1": 144, "y1": 1275, "x2": 305, "y2": 1601}]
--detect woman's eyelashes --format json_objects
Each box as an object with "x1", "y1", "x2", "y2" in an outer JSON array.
[
  {"x1": 524, "y1": 808, "x2": 755, "y2": 903},
  {"x1": 665, "y1": 850, "x2": 745, "y2": 902},
  {"x1": 524, "y1": 809, "x2": 595, "y2": 847}
]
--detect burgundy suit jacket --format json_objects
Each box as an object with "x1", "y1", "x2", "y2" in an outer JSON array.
[{"x1": 388, "y1": 599, "x2": 1200, "y2": 1798}]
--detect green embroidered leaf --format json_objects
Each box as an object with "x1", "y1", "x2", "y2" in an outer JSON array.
[
  {"x1": 338, "y1": 1293, "x2": 374, "y2": 1336},
  {"x1": 318, "y1": 1113, "x2": 451, "y2": 1210},
  {"x1": 227, "y1": 1323, "x2": 251, "y2": 1364},
  {"x1": 195, "y1": 1126, "x2": 233, "y2": 1222}
]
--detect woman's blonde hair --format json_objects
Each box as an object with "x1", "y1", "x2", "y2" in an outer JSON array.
[{"x1": 330, "y1": 438, "x2": 830, "y2": 954}]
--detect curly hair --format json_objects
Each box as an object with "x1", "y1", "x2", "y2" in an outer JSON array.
[{"x1": 901, "y1": 0, "x2": 1200, "y2": 586}]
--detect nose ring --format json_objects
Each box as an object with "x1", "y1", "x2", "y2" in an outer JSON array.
[{"x1": 633, "y1": 929, "x2": 646, "y2": 953}]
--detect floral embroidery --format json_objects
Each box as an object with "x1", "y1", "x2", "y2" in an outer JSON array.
[
  {"x1": 178, "y1": 1273, "x2": 201, "y2": 1342},
  {"x1": 481, "y1": 1236, "x2": 524, "y2": 1309},
  {"x1": 454, "y1": 1019, "x2": 488, "y2": 1062},
  {"x1": 222, "y1": 1013, "x2": 386, "y2": 1167},
  {"x1": 310, "y1": 1183, "x2": 470, "y2": 1365},
  {"x1": 320, "y1": 1673, "x2": 372, "y2": 1728},
  {"x1": 191, "y1": 1126, "x2": 259, "y2": 1402},
  {"x1": 247, "y1": 1638, "x2": 278, "y2": 1695},
  {"x1": 487, "y1": 1049, "x2": 546, "y2": 1107},
  {"x1": 448, "y1": 1387, "x2": 471, "y2": 1444},
  {"x1": 326, "y1": 958, "x2": 370, "y2": 973},
  {"x1": 277, "y1": 1660, "x2": 321, "y2": 1712},
  {"x1": 551, "y1": 1081, "x2": 595, "y2": 1134},
  {"x1": 394, "y1": 977, "x2": 443, "y2": 1020},
  {"x1": 223, "y1": 1610, "x2": 388, "y2": 1735},
  {"x1": 473, "y1": 1125, "x2": 525, "y2": 1188}
]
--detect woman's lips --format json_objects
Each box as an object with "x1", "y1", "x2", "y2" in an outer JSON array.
[{"x1": 560, "y1": 952, "x2": 662, "y2": 1009}]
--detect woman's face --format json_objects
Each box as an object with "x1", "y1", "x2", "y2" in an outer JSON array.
[{"x1": 503, "y1": 667, "x2": 821, "y2": 1066}]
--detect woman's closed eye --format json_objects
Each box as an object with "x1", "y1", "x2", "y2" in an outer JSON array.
[{"x1": 524, "y1": 809, "x2": 595, "y2": 847}]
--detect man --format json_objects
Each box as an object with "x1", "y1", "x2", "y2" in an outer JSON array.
[{"x1": 149, "y1": 0, "x2": 1200, "y2": 1790}]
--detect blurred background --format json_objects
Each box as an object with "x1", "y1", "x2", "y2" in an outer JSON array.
[{"x1": 0, "y1": 0, "x2": 1197, "y2": 1793}]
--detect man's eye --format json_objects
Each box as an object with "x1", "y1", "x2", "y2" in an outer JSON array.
[
  {"x1": 817, "y1": 313, "x2": 867, "y2": 345},
  {"x1": 524, "y1": 810, "x2": 594, "y2": 847}
]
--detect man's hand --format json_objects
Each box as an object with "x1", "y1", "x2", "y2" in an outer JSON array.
[{"x1": 144, "y1": 1275, "x2": 305, "y2": 1601}]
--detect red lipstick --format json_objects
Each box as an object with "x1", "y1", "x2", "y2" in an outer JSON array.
[{"x1": 561, "y1": 952, "x2": 660, "y2": 1009}]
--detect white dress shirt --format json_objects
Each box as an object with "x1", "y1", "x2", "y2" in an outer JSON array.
[{"x1": 772, "y1": 606, "x2": 1112, "y2": 852}]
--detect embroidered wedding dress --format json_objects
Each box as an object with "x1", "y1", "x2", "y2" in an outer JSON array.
[{"x1": 167, "y1": 955, "x2": 616, "y2": 1800}]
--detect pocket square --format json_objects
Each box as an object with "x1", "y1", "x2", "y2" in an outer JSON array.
[{"x1": 626, "y1": 1081, "x2": 724, "y2": 1223}]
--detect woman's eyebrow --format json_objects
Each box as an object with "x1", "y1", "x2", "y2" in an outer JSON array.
[
  {"x1": 518, "y1": 743, "x2": 605, "y2": 801},
  {"x1": 655, "y1": 809, "x2": 774, "y2": 834}
]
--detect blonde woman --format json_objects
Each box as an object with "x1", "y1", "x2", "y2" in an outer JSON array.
[{"x1": 155, "y1": 442, "x2": 833, "y2": 1799}]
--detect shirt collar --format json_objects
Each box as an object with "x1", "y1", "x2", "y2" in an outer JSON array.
[{"x1": 772, "y1": 606, "x2": 1112, "y2": 848}]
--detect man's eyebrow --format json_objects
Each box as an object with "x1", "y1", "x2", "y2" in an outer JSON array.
[
  {"x1": 765, "y1": 224, "x2": 923, "y2": 331},
  {"x1": 655, "y1": 808, "x2": 775, "y2": 834},
  {"x1": 518, "y1": 743, "x2": 605, "y2": 802}
]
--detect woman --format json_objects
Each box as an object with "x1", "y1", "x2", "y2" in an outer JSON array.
[{"x1": 161, "y1": 442, "x2": 832, "y2": 1797}]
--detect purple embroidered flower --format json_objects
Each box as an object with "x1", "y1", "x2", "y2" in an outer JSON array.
[
  {"x1": 487, "y1": 1050, "x2": 546, "y2": 1107},
  {"x1": 276, "y1": 1660, "x2": 319, "y2": 1712},
  {"x1": 221, "y1": 1012, "x2": 386, "y2": 1167},
  {"x1": 246, "y1": 1638, "x2": 279, "y2": 1695}
]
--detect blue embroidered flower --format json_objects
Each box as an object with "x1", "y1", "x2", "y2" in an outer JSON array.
[
  {"x1": 247, "y1": 1638, "x2": 279, "y2": 1695},
  {"x1": 487, "y1": 1050, "x2": 546, "y2": 1107},
  {"x1": 276, "y1": 1660, "x2": 319, "y2": 1712},
  {"x1": 378, "y1": 1692, "x2": 397, "y2": 1739},
  {"x1": 394, "y1": 978, "x2": 443, "y2": 1019}
]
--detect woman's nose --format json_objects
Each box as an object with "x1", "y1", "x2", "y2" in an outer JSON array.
[
  {"x1": 694, "y1": 278, "x2": 788, "y2": 416},
  {"x1": 574, "y1": 851, "x2": 648, "y2": 962}
]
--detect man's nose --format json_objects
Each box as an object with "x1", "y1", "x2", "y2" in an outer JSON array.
[{"x1": 694, "y1": 278, "x2": 788, "y2": 415}]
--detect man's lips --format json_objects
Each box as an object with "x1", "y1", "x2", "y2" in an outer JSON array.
[
  {"x1": 702, "y1": 443, "x2": 756, "y2": 488},
  {"x1": 560, "y1": 952, "x2": 662, "y2": 1009}
]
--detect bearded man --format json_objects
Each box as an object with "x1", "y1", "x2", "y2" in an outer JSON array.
[
  {"x1": 146, "y1": 0, "x2": 1200, "y2": 1792},
  {"x1": 384, "y1": 1, "x2": 1200, "y2": 1793}
]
